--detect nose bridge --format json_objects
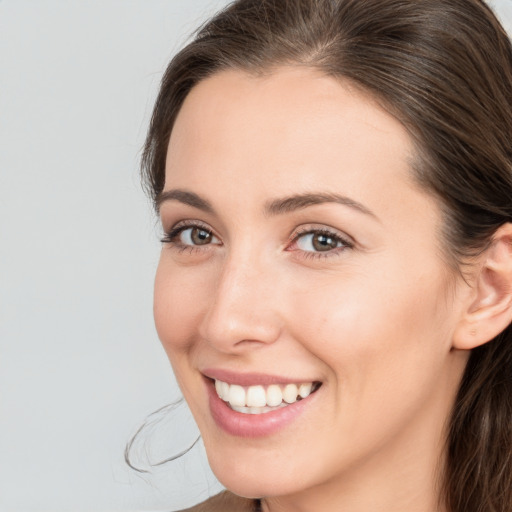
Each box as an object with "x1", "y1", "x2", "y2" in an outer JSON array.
[{"x1": 199, "y1": 242, "x2": 282, "y2": 351}]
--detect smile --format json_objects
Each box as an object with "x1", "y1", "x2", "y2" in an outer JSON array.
[
  {"x1": 203, "y1": 370, "x2": 323, "y2": 437},
  {"x1": 214, "y1": 379, "x2": 321, "y2": 414}
]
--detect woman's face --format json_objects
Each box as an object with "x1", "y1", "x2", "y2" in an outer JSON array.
[{"x1": 154, "y1": 68, "x2": 470, "y2": 504}]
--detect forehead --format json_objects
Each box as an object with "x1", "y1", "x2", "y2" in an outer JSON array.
[{"x1": 164, "y1": 66, "x2": 428, "y2": 221}]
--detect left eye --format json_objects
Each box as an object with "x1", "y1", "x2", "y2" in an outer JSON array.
[
  {"x1": 295, "y1": 231, "x2": 347, "y2": 252},
  {"x1": 178, "y1": 226, "x2": 219, "y2": 246}
]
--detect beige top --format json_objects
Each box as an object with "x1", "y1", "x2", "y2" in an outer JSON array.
[{"x1": 177, "y1": 492, "x2": 258, "y2": 512}]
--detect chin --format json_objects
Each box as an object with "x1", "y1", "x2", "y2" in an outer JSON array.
[
  {"x1": 204, "y1": 440, "x2": 319, "y2": 500},
  {"x1": 210, "y1": 463, "x2": 301, "y2": 499}
]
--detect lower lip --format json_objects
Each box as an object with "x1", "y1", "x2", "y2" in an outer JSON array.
[{"x1": 205, "y1": 379, "x2": 319, "y2": 438}]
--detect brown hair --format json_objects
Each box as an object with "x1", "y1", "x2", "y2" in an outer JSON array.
[{"x1": 141, "y1": 1, "x2": 512, "y2": 510}]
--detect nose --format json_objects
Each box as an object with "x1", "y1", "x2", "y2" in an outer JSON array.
[{"x1": 198, "y1": 250, "x2": 283, "y2": 354}]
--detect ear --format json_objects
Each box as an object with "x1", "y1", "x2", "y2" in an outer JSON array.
[{"x1": 453, "y1": 223, "x2": 512, "y2": 350}]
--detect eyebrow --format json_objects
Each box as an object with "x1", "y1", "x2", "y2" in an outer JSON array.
[
  {"x1": 156, "y1": 188, "x2": 378, "y2": 220},
  {"x1": 156, "y1": 189, "x2": 214, "y2": 214},
  {"x1": 264, "y1": 192, "x2": 378, "y2": 219}
]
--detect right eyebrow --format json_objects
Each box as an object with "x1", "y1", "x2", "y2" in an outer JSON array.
[{"x1": 155, "y1": 189, "x2": 215, "y2": 214}]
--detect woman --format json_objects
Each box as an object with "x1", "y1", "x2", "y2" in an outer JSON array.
[{"x1": 140, "y1": 0, "x2": 512, "y2": 510}]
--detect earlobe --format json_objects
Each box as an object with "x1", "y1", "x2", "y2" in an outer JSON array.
[{"x1": 453, "y1": 223, "x2": 512, "y2": 350}]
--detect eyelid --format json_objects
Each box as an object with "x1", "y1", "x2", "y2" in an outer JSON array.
[{"x1": 293, "y1": 224, "x2": 354, "y2": 243}]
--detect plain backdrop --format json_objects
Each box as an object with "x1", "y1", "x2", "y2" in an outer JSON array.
[{"x1": 1, "y1": 1, "x2": 511, "y2": 511}]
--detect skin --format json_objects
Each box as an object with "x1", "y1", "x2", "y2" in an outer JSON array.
[{"x1": 154, "y1": 67, "x2": 475, "y2": 512}]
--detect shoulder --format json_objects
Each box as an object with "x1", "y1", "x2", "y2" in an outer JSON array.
[{"x1": 176, "y1": 491, "x2": 256, "y2": 512}]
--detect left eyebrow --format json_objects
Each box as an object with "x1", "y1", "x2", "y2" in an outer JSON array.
[{"x1": 264, "y1": 192, "x2": 379, "y2": 220}]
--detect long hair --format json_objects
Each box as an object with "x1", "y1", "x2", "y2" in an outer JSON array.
[{"x1": 141, "y1": 1, "x2": 512, "y2": 510}]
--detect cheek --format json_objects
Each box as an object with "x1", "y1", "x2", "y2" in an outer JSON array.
[
  {"x1": 153, "y1": 256, "x2": 215, "y2": 412},
  {"x1": 153, "y1": 255, "x2": 208, "y2": 355},
  {"x1": 282, "y1": 263, "x2": 457, "y2": 466},
  {"x1": 288, "y1": 258, "x2": 453, "y2": 407}
]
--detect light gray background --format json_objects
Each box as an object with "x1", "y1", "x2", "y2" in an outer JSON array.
[{"x1": 1, "y1": 1, "x2": 511, "y2": 511}]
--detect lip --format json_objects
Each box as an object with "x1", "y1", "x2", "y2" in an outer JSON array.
[
  {"x1": 203, "y1": 372, "x2": 321, "y2": 438},
  {"x1": 202, "y1": 368, "x2": 318, "y2": 386}
]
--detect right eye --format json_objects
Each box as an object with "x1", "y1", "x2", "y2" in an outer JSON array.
[
  {"x1": 161, "y1": 223, "x2": 221, "y2": 248},
  {"x1": 178, "y1": 226, "x2": 218, "y2": 246}
]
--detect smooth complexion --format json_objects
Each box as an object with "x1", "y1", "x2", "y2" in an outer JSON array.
[{"x1": 154, "y1": 68, "x2": 473, "y2": 512}]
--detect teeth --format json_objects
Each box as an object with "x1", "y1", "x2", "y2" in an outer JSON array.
[
  {"x1": 215, "y1": 379, "x2": 222, "y2": 397},
  {"x1": 299, "y1": 383, "x2": 312, "y2": 398},
  {"x1": 283, "y1": 384, "x2": 298, "y2": 404},
  {"x1": 215, "y1": 379, "x2": 231, "y2": 400},
  {"x1": 231, "y1": 404, "x2": 288, "y2": 414},
  {"x1": 214, "y1": 379, "x2": 318, "y2": 413},
  {"x1": 266, "y1": 385, "x2": 283, "y2": 407},
  {"x1": 220, "y1": 381, "x2": 230, "y2": 400},
  {"x1": 228, "y1": 384, "x2": 246, "y2": 407},
  {"x1": 246, "y1": 385, "x2": 267, "y2": 407}
]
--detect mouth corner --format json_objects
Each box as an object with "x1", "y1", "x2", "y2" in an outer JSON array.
[{"x1": 301, "y1": 380, "x2": 322, "y2": 398}]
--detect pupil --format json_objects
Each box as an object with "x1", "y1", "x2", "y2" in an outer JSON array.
[
  {"x1": 313, "y1": 233, "x2": 337, "y2": 251},
  {"x1": 192, "y1": 228, "x2": 211, "y2": 245}
]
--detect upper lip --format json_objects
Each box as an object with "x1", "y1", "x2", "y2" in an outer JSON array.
[{"x1": 202, "y1": 368, "x2": 320, "y2": 387}]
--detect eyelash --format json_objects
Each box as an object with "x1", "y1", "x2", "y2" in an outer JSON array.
[
  {"x1": 160, "y1": 222, "x2": 353, "y2": 259},
  {"x1": 160, "y1": 221, "x2": 217, "y2": 254},
  {"x1": 289, "y1": 227, "x2": 353, "y2": 260}
]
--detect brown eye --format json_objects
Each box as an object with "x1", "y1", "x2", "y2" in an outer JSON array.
[
  {"x1": 189, "y1": 227, "x2": 212, "y2": 245},
  {"x1": 312, "y1": 233, "x2": 339, "y2": 251},
  {"x1": 295, "y1": 231, "x2": 348, "y2": 253},
  {"x1": 161, "y1": 223, "x2": 221, "y2": 247},
  {"x1": 178, "y1": 226, "x2": 217, "y2": 246}
]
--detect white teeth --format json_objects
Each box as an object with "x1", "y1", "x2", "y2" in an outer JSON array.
[
  {"x1": 231, "y1": 403, "x2": 288, "y2": 414},
  {"x1": 215, "y1": 379, "x2": 222, "y2": 397},
  {"x1": 266, "y1": 385, "x2": 283, "y2": 407},
  {"x1": 220, "y1": 381, "x2": 230, "y2": 401},
  {"x1": 283, "y1": 384, "x2": 299, "y2": 404},
  {"x1": 228, "y1": 384, "x2": 246, "y2": 407},
  {"x1": 298, "y1": 383, "x2": 312, "y2": 399},
  {"x1": 214, "y1": 379, "x2": 318, "y2": 412},
  {"x1": 246, "y1": 385, "x2": 267, "y2": 407}
]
